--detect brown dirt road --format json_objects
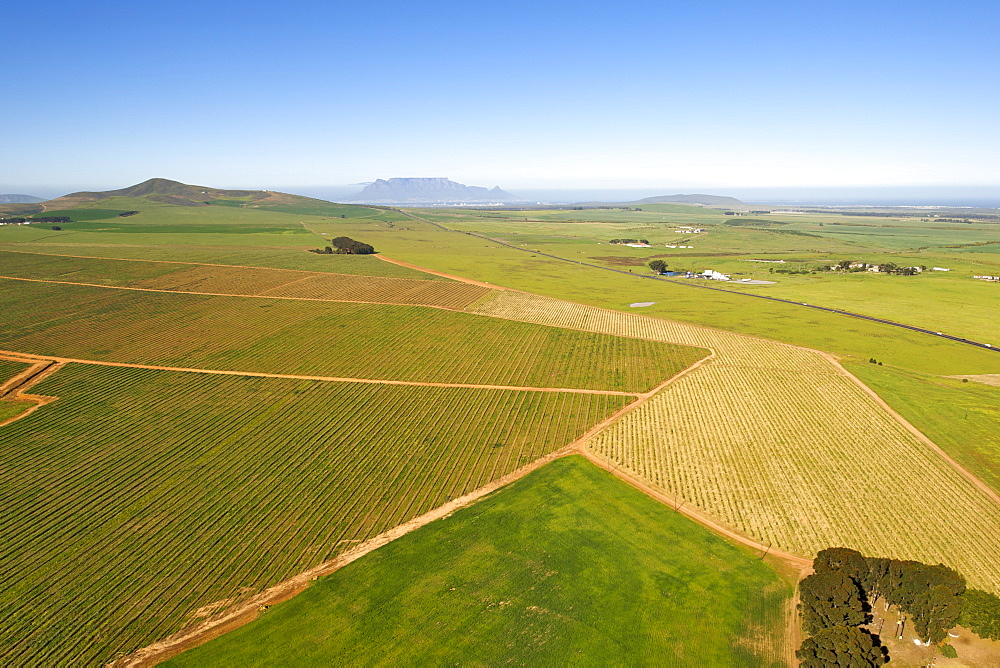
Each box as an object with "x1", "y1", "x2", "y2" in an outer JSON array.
[
  {"x1": 0, "y1": 353, "x2": 63, "y2": 426},
  {"x1": 110, "y1": 442, "x2": 580, "y2": 667},
  {"x1": 0, "y1": 350, "x2": 641, "y2": 397},
  {"x1": 374, "y1": 254, "x2": 501, "y2": 289}
]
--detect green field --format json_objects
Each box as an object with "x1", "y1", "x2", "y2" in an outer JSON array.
[
  {"x1": 0, "y1": 280, "x2": 704, "y2": 392},
  {"x1": 0, "y1": 366, "x2": 629, "y2": 666},
  {"x1": 0, "y1": 400, "x2": 32, "y2": 422},
  {"x1": 167, "y1": 457, "x2": 792, "y2": 667}
]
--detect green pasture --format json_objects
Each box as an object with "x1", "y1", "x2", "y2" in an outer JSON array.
[
  {"x1": 304, "y1": 213, "x2": 1000, "y2": 375},
  {"x1": 847, "y1": 362, "x2": 1000, "y2": 495},
  {"x1": 167, "y1": 456, "x2": 791, "y2": 667},
  {"x1": 0, "y1": 279, "x2": 706, "y2": 391},
  {"x1": 0, "y1": 366, "x2": 628, "y2": 666},
  {"x1": 0, "y1": 400, "x2": 32, "y2": 422}
]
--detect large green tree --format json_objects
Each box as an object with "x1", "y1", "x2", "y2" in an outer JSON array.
[
  {"x1": 796, "y1": 626, "x2": 887, "y2": 667},
  {"x1": 799, "y1": 572, "x2": 867, "y2": 634},
  {"x1": 647, "y1": 259, "x2": 667, "y2": 274}
]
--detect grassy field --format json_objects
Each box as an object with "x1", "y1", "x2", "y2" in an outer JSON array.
[
  {"x1": 303, "y1": 212, "x2": 1000, "y2": 375},
  {"x1": 166, "y1": 457, "x2": 792, "y2": 667},
  {"x1": 847, "y1": 361, "x2": 1000, "y2": 495},
  {"x1": 0, "y1": 365, "x2": 630, "y2": 666},
  {"x1": 470, "y1": 290, "x2": 1000, "y2": 593},
  {"x1": 0, "y1": 280, "x2": 704, "y2": 392},
  {"x1": 0, "y1": 400, "x2": 32, "y2": 422}
]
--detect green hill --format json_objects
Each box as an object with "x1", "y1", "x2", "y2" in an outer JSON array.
[{"x1": 39, "y1": 178, "x2": 373, "y2": 217}]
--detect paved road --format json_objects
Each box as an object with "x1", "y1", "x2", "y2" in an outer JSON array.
[{"x1": 400, "y1": 211, "x2": 998, "y2": 353}]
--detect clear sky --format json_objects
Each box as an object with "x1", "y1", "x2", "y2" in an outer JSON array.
[{"x1": 4, "y1": 0, "x2": 999, "y2": 196}]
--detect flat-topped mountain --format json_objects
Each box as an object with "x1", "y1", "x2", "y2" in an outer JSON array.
[
  {"x1": 571, "y1": 193, "x2": 745, "y2": 207},
  {"x1": 0, "y1": 194, "x2": 45, "y2": 204},
  {"x1": 348, "y1": 178, "x2": 517, "y2": 203}
]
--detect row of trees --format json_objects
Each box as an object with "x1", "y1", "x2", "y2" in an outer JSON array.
[
  {"x1": 829, "y1": 260, "x2": 923, "y2": 275},
  {"x1": 797, "y1": 547, "x2": 970, "y2": 666},
  {"x1": 609, "y1": 238, "x2": 649, "y2": 245}
]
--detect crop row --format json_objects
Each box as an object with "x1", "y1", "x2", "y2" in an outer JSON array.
[
  {"x1": 0, "y1": 280, "x2": 704, "y2": 392},
  {"x1": 0, "y1": 359, "x2": 31, "y2": 385},
  {"x1": 0, "y1": 250, "x2": 482, "y2": 308},
  {"x1": 0, "y1": 364, "x2": 629, "y2": 666},
  {"x1": 470, "y1": 290, "x2": 1000, "y2": 592},
  {"x1": 0, "y1": 245, "x2": 444, "y2": 279}
]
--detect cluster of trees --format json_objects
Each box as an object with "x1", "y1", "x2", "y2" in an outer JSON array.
[
  {"x1": 118, "y1": 211, "x2": 139, "y2": 217},
  {"x1": 310, "y1": 237, "x2": 376, "y2": 255},
  {"x1": 609, "y1": 238, "x2": 649, "y2": 245},
  {"x1": 796, "y1": 547, "x2": 969, "y2": 666},
  {"x1": 829, "y1": 260, "x2": 924, "y2": 275},
  {"x1": 647, "y1": 260, "x2": 668, "y2": 274}
]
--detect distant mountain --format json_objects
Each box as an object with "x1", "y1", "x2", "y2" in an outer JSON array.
[
  {"x1": 567, "y1": 193, "x2": 745, "y2": 208},
  {"x1": 35, "y1": 178, "x2": 368, "y2": 218},
  {"x1": 632, "y1": 194, "x2": 746, "y2": 206},
  {"x1": 347, "y1": 178, "x2": 518, "y2": 204},
  {"x1": 43, "y1": 177, "x2": 264, "y2": 209},
  {"x1": 0, "y1": 194, "x2": 45, "y2": 204}
]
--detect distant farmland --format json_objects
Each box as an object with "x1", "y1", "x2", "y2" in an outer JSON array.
[
  {"x1": 0, "y1": 365, "x2": 631, "y2": 666},
  {"x1": 0, "y1": 250, "x2": 483, "y2": 306}
]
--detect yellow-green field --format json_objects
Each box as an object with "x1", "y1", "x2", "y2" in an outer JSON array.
[{"x1": 472, "y1": 290, "x2": 1000, "y2": 592}]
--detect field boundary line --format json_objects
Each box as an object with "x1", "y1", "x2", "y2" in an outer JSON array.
[
  {"x1": 110, "y1": 442, "x2": 581, "y2": 668},
  {"x1": 580, "y1": 447, "x2": 813, "y2": 569},
  {"x1": 825, "y1": 352, "x2": 1000, "y2": 506},
  {"x1": 0, "y1": 248, "x2": 456, "y2": 285},
  {"x1": 0, "y1": 350, "x2": 642, "y2": 397},
  {"x1": 0, "y1": 275, "x2": 466, "y2": 311},
  {"x1": 374, "y1": 254, "x2": 503, "y2": 289},
  {"x1": 0, "y1": 356, "x2": 63, "y2": 427}
]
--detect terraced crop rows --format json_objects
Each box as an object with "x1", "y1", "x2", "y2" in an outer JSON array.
[
  {"x1": 0, "y1": 359, "x2": 31, "y2": 385},
  {"x1": 0, "y1": 281, "x2": 704, "y2": 392},
  {"x1": 471, "y1": 291, "x2": 1000, "y2": 592},
  {"x1": 0, "y1": 364, "x2": 629, "y2": 666},
  {"x1": 0, "y1": 250, "x2": 490, "y2": 309},
  {"x1": 0, "y1": 246, "x2": 444, "y2": 279}
]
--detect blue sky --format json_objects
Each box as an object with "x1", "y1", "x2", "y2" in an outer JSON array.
[{"x1": 4, "y1": 0, "x2": 999, "y2": 196}]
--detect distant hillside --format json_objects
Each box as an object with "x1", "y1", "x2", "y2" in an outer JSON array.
[
  {"x1": 42, "y1": 178, "x2": 265, "y2": 209},
  {"x1": 347, "y1": 178, "x2": 518, "y2": 204},
  {"x1": 38, "y1": 178, "x2": 367, "y2": 217},
  {"x1": 632, "y1": 193, "x2": 745, "y2": 206},
  {"x1": 568, "y1": 193, "x2": 745, "y2": 208},
  {"x1": 0, "y1": 194, "x2": 45, "y2": 204}
]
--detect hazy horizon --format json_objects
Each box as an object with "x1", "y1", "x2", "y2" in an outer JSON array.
[{"x1": 8, "y1": 180, "x2": 999, "y2": 209}]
